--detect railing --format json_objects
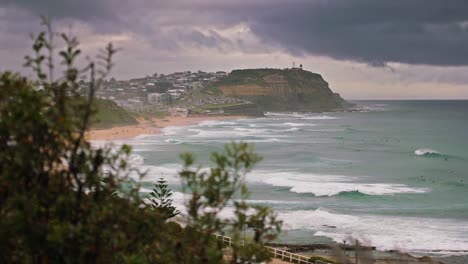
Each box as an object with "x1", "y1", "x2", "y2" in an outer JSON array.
[
  {"x1": 214, "y1": 234, "x2": 331, "y2": 264},
  {"x1": 215, "y1": 234, "x2": 234, "y2": 246}
]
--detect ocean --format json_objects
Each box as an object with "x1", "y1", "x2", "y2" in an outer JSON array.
[{"x1": 96, "y1": 100, "x2": 468, "y2": 258}]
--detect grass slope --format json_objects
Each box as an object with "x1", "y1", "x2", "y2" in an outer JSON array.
[
  {"x1": 200, "y1": 68, "x2": 351, "y2": 112},
  {"x1": 201, "y1": 68, "x2": 326, "y2": 95},
  {"x1": 91, "y1": 99, "x2": 137, "y2": 129}
]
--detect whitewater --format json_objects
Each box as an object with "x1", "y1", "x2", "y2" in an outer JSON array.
[{"x1": 95, "y1": 100, "x2": 468, "y2": 258}]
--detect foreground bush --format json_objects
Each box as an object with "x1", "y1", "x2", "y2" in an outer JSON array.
[{"x1": 0, "y1": 20, "x2": 281, "y2": 264}]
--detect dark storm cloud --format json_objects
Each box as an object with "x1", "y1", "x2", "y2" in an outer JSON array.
[
  {"x1": 2, "y1": 0, "x2": 468, "y2": 66},
  {"x1": 2, "y1": 0, "x2": 114, "y2": 20},
  {"x1": 242, "y1": 0, "x2": 468, "y2": 66}
]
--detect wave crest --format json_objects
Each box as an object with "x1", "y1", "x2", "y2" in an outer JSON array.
[
  {"x1": 414, "y1": 148, "x2": 449, "y2": 159},
  {"x1": 249, "y1": 171, "x2": 429, "y2": 197},
  {"x1": 279, "y1": 208, "x2": 468, "y2": 255}
]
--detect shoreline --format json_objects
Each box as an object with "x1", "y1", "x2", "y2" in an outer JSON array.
[
  {"x1": 266, "y1": 242, "x2": 454, "y2": 264},
  {"x1": 87, "y1": 111, "x2": 464, "y2": 264},
  {"x1": 87, "y1": 115, "x2": 247, "y2": 141}
]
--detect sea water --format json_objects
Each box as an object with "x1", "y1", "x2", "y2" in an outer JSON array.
[{"x1": 95, "y1": 100, "x2": 468, "y2": 258}]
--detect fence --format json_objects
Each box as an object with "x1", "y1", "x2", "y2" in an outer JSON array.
[{"x1": 214, "y1": 234, "x2": 331, "y2": 264}]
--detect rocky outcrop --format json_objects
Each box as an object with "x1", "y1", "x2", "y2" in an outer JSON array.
[
  {"x1": 206, "y1": 68, "x2": 353, "y2": 112},
  {"x1": 221, "y1": 103, "x2": 264, "y2": 116}
]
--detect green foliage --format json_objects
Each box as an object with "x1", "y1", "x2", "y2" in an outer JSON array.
[
  {"x1": 202, "y1": 103, "x2": 250, "y2": 110},
  {"x1": 201, "y1": 85, "x2": 223, "y2": 95},
  {"x1": 309, "y1": 255, "x2": 338, "y2": 264},
  {"x1": 180, "y1": 142, "x2": 282, "y2": 263},
  {"x1": 0, "y1": 19, "x2": 282, "y2": 264},
  {"x1": 92, "y1": 99, "x2": 137, "y2": 129},
  {"x1": 201, "y1": 69, "x2": 271, "y2": 95},
  {"x1": 0, "y1": 19, "x2": 170, "y2": 263},
  {"x1": 216, "y1": 69, "x2": 271, "y2": 87},
  {"x1": 202, "y1": 68, "x2": 350, "y2": 112},
  {"x1": 212, "y1": 68, "x2": 325, "y2": 89},
  {"x1": 150, "y1": 178, "x2": 179, "y2": 219}
]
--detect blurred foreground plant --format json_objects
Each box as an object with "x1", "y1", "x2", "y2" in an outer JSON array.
[
  {"x1": 180, "y1": 142, "x2": 282, "y2": 264},
  {"x1": 0, "y1": 18, "x2": 168, "y2": 263},
  {"x1": 0, "y1": 18, "x2": 281, "y2": 264}
]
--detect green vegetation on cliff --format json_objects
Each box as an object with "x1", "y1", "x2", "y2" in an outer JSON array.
[
  {"x1": 203, "y1": 68, "x2": 353, "y2": 112},
  {"x1": 92, "y1": 99, "x2": 137, "y2": 128}
]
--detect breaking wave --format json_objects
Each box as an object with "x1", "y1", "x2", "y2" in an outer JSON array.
[
  {"x1": 301, "y1": 115, "x2": 337, "y2": 120},
  {"x1": 279, "y1": 208, "x2": 468, "y2": 255},
  {"x1": 414, "y1": 148, "x2": 451, "y2": 159},
  {"x1": 415, "y1": 148, "x2": 440, "y2": 156},
  {"x1": 128, "y1": 154, "x2": 145, "y2": 166},
  {"x1": 165, "y1": 138, "x2": 183, "y2": 144},
  {"x1": 283, "y1": 122, "x2": 315, "y2": 127},
  {"x1": 248, "y1": 170, "x2": 429, "y2": 197}
]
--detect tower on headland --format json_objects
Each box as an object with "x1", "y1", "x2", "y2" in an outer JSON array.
[{"x1": 291, "y1": 62, "x2": 303, "y2": 70}]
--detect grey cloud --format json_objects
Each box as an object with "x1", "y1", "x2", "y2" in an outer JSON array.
[
  {"x1": 2, "y1": 0, "x2": 468, "y2": 66},
  {"x1": 242, "y1": 0, "x2": 468, "y2": 66},
  {"x1": 2, "y1": 0, "x2": 115, "y2": 20}
]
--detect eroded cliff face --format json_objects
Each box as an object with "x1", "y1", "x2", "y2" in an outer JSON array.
[{"x1": 211, "y1": 69, "x2": 352, "y2": 112}]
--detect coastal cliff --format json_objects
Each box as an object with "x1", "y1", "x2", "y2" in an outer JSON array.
[{"x1": 202, "y1": 68, "x2": 353, "y2": 112}]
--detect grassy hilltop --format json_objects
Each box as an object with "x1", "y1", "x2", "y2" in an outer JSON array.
[
  {"x1": 201, "y1": 68, "x2": 353, "y2": 112},
  {"x1": 91, "y1": 99, "x2": 137, "y2": 128}
]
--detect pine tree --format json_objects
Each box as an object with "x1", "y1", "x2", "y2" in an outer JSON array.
[{"x1": 150, "y1": 178, "x2": 179, "y2": 219}]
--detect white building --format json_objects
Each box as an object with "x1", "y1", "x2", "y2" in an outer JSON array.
[
  {"x1": 167, "y1": 89, "x2": 185, "y2": 99},
  {"x1": 190, "y1": 81, "x2": 202, "y2": 89},
  {"x1": 148, "y1": 93, "x2": 163, "y2": 104}
]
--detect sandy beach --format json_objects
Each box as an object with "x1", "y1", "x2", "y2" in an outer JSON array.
[{"x1": 87, "y1": 115, "x2": 247, "y2": 140}]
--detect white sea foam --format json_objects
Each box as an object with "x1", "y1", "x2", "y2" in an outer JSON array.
[
  {"x1": 128, "y1": 154, "x2": 145, "y2": 166},
  {"x1": 90, "y1": 140, "x2": 111, "y2": 148},
  {"x1": 139, "y1": 187, "x2": 152, "y2": 193},
  {"x1": 264, "y1": 112, "x2": 300, "y2": 117},
  {"x1": 304, "y1": 129, "x2": 344, "y2": 132},
  {"x1": 267, "y1": 179, "x2": 429, "y2": 196},
  {"x1": 283, "y1": 122, "x2": 312, "y2": 127},
  {"x1": 165, "y1": 138, "x2": 183, "y2": 144},
  {"x1": 132, "y1": 147, "x2": 158, "y2": 152},
  {"x1": 286, "y1": 127, "x2": 301, "y2": 132},
  {"x1": 199, "y1": 120, "x2": 237, "y2": 126},
  {"x1": 136, "y1": 163, "x2": 181, "y2": 183},
  {"x1": 301, "y1": 115, "x2": 337, "y2": 120},
  {"x1": 234, "y1": 126, "x2": 301, "y2": 134},
  {"x1": 187, "y1": 127, "x2": 289, "y2": 141},
  {"x1": 162, "y1": 126, "x2": 187, "y2": 135},
  {"x1": 234, "y1": 127, "x2": 269, "y2": 133},
  {"x1": 248, "y1": 170, "x2": 429, "y2": 196},
  {"x1": 265, "y1": 112, "x2": 338, "y2": 120},
  {"x1": 241, "y1": 138, "x2": 285, "y2": 143},
  {"x1": 190, "y1": 129, "x2": 249, "y2": 138},
  {"x1": 414, "y1": 148, "x2": 441, "y2": 156},
  {"x1": 133, "y1": 134, "x2": 156, "y2": 139},
  {"x1": 102, "y1": 139, "x2": 167, "y2": 147},
  {"x1": 280, "y1": 208, "x2": 468, "y2": 255},
  {"x1": 245, "y1": 199, "x2": 300, "y2": 205},
  {"x1": 352, "y1": 104, "x2": 388, "y2": 112},
  {"x1": 149, "y1": 194, "x2": 468, "y2": 255}
]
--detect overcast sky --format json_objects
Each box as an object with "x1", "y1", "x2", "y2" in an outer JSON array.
[{"x1": 1, "y1": 0, "x2": 468, "y2": 99}]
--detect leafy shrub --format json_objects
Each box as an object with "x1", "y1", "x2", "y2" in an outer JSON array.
[{"x1": 0, "y1": 19, "x2": 282, "y2": 264}]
